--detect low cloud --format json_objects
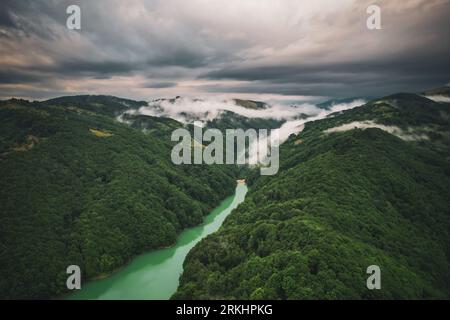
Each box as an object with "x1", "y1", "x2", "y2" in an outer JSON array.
[
  {"x1": 128, "y1": 97, "x2": 325, "y2": 123},
  {"x1": 324, "y1": 120, "x2": 430, "y2": 141},
  {"x1": 247, "y1": 100, "x2": 366, "y2": 163},
  {"x1": 425, "y1": 95, "x2": 450, "y2": 103}
]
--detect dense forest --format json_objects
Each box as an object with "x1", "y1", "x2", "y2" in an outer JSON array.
[
  {"x1": 0, "y1": 96, "x2": 240, "y2": 299},
  {"x1": 174, "y1": 93, "x2": 450, "y2": 299},
  {"x1": 2, "y1": 91, "x2": 449, "y2": 300}
]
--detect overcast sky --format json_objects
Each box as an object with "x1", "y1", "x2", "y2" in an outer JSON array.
[{"x1": 0, "y1": 0, "x2": 449, "y2": 102}]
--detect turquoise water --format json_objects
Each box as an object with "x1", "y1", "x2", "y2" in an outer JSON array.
[{"x1": 68, "y1": 183, "x2": 247, "y2": 300}]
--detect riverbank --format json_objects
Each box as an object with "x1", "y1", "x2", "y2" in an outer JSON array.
[{"x1": 68, "y1": 183, "x2": 248, "y2": 300}]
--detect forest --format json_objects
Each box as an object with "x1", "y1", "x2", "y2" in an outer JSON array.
[
  {"x1": 174, "y1": 93, "x2": 450, "y2": 299},
  {"x1": 0, "y1": 96, "x2": 239, "y2": 299},
  {"x1": 1, "y1": 92, "x2": 449, "y2": 300}
]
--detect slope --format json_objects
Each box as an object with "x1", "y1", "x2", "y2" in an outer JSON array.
[
  {"x1": 0, "y1": 96, "x2": 237, "y2": 299},
  {"x1": 174, "y1": 93, "x2": 450, "y2": 299}
]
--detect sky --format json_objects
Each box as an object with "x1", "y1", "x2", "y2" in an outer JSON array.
[{"x1": 0, "y1": 0, "x2": 449, "y2": 102}]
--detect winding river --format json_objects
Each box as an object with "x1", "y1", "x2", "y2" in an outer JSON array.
[{"x1": 68, "y1": 182, "x2": 247, "y2": 300}]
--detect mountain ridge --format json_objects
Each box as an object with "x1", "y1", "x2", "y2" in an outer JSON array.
[
  {"x1": 174, "y1": 90, "x2": 450, "y2": 299},
  {"x1": 0, "y1": 96, "x2": 238, "y2": 299}
]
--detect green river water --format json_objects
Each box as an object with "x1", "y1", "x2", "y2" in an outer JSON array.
[{"x1": 68, "y1": 183, "x2": 247, "y2": 300}]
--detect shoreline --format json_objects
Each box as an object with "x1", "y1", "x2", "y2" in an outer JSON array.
[{"x1": 63, "y1": 183, "x2": 246, "y2": 300}]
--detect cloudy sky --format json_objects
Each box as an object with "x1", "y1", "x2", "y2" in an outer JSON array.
[{"x1": 0, "y1": 0, "x2": 449, "y2": 102}]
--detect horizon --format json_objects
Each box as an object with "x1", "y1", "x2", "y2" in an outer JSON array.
[{"x1": 2, "y1": 85, "x2": 448, "y2": 106}]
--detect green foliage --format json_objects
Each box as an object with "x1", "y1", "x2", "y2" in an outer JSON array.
[
  {"x1": 0, "y1": 97, "x2": 237, "y2": 299},
  {"x1": 233, "y1": 99, "x2": 268, "y2": 110},
  {"x1": 205, "y1": 111, "x2": 284, "y2": 132},
  {"x1": 2, "y1": 92, "x2": 449, "y2": 300},
  {"x1": 44, "y1": 95, "x2": 147, "y2": 117},
  {"x1": 308, "y1": 93, "x2": 450, "y2": 156},
  {"x1": 174, "y1": 95, "x2": 450, "y2": 300}
]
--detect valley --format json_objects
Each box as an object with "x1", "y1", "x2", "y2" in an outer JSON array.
[
  {"x1": 174, "y1": 91, "x2": 450, "y2": 299},
  {"x1": 68, "y1": 183, "x2": 247, "y2": 300},
  {"x1": 1, "y1": 89, "x2": 449, "y2": 300}
]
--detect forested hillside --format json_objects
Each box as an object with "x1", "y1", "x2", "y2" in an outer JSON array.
[
  {"x1": 174, "y1": 94, "x2": 450, "y2": 299},
  {"x1": 204, "y1": 111, "x2": 284, "y2": 132},
  {"x1": 2, "y1": 92, "x2": 449, "y2": 300},
  {"x1": 0, "y1": 96, "x2": 238, "y2": 299}
]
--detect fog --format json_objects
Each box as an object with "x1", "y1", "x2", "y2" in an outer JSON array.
[
  {"x1": 128, "y1": 97, "x2": 323, "y2": 123},
  {"x1": 247, "y1": 99, "x2": 367, "y2": 164},
  {"x1": 324, "y1": 120, "x2": 430, "y2": 141}
]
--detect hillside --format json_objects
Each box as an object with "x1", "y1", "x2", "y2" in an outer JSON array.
[
  {"x1": 316, "y1": 97, "x2": 369, "y2": 110},
  {"x1": 233, "y1": 99, "x2": 268, "y2": 110},
  {"x1": 174, "y1": 93, "x2": 450, "y2": 299},
  {"x1": 204, "y1": 111, "x2": 284, "y2": 132},
  {"x1": 0, "y1": 96, "x2": 238, "y2": 299},
  {"x1": 423, "y1": 86, "x2": 450, "y2": 98},
  {"x1": 44, "y1": 95, "x2": 148, "y2": 117},
  {"x1": 130, "y1": 97, "x2": 285, "y2": 129}
]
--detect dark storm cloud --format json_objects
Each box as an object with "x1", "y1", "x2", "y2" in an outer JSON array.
[
  {"x1": 145, "y1": 50, "x2": 210, "y2": 68},
  {"x1": 0, "y1": 7, "x2": 16, "y2": 28},
  {"x1": 143, "y1": 82, "x2": 177, "y2": 89},
  {"x1": 0, "y1": 70, "x2": 42, "y2": 84},
  {"x1": 201, "y1": 51, "x2": 450, "y2": 97},
  {"x1": 0, "y1": 0, "x2": 449, "y2": 100},
  {"x1": 203, "y1": 55, "x2": 450, "y2": 83},
  {"x1": 200, "y1": 0, "x2": 450, "y2": 97},
  {"x1": 52, "y1": 60, "x2": 140, "y2": 76},
  {"x1": 0, "y1": 0, "x2": 215, "y2": 74},
  {"x1": 0, "y1": 0, "x2": 68, "y2": 40},
  {"x1": 200, "y1": 75, "x2": 448, "y2": 98}
]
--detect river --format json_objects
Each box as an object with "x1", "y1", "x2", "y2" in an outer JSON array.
[{"x1": 68, "y1": 182, "x2": 247, "y2": 300}]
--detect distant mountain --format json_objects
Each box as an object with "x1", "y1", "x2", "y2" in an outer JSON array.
[
  {"x1": 319, "y1": 93, "x2": 450, "y2": 155},
  {"x1": 174, "y1": 91, "x2": 450, "y2": 299},
  {"x1": 0, "y1": 96, "x2": 238, "y2": 299},
  {"x1": 44, "y1": 95, "x2": 147, "y2": 117},
  {"x1": 422, "y1": 86, "x2": 450, "y2": 103},
  {"x1": 127, "y1": 97, "x2": 289, "y2": 130},
  {"x1": 316, "y1": 97, "x2": 369, "y2": 110},
  {"x1": 422, "y1": 86, "x2": 450, "y2": 97},
  {"x1": 150, "y1": 97, "x2": 268, "y2": 110},
  {"x1": 205, "y1": 111, "x2": 284, "y2": 132},
  {"x1": 233, "y1": 99, "x2": 268, "y2": 110}
]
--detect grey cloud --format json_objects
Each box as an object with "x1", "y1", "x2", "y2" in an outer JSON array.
[
  {"x1": 0, "y1": 0, "x2": 449, "y2": 100},
  {"x1": 200, "y1": 73, "x2": 449, "y2": 98},
  {"x1": 0, "y1": 7, "x2": 16, "y2": 28},
  {"x1": 0, "y1": 70, "x2": 42, "y2": 84},
  {"x1": 53, "y1": 60, "x2": 140, "y2": 76},
  {"x1": 143, "y1": 82, "x2": 177, "y2": 89}
]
